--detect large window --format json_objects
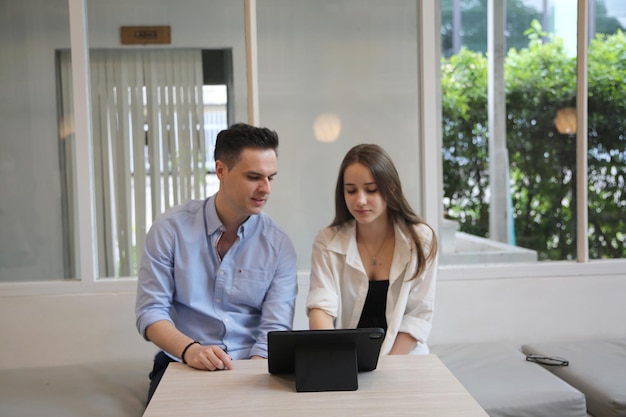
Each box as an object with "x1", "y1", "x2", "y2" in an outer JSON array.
[
  {"x1": 440, "y1": 0, "x2": 626, "y2": 264},
  {"x1": 1, "y1": 1, "x2": 625, "y2": 290}
]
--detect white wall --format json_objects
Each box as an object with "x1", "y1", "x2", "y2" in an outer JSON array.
[
  {"x1": 0, "y1": 291, "x2": 157, "y2": 370},
  {"x1": 3, "y1": 266, "x2": 625, "y2": 370},
  {"x1": 429, "y1": 268, "x2": 626, "y2": 346}
]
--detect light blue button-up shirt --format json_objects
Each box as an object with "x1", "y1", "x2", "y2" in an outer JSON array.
[{"x1": 136, "y1": 195, "x2": 298, "y2": 360}]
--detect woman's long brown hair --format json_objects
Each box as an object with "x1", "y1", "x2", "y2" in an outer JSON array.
[{"x1": 330, "y1": 144, "x2": 438, "y2": 279}]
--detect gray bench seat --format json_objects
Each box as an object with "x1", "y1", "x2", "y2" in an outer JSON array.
[
  {"x1": 522, "y1": 339, "x2": 626, "y2": 417},
  {"x1": 431, "y1": 342, "x2": 587, "y2": 417},
  {"x1": 0, "y1": 359, "x2": 152, "y2": 417}
]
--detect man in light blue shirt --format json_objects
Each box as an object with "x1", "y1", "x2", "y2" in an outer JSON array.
[{"x1": 135, "y1": 123, "x2": 297, "y2": 402}]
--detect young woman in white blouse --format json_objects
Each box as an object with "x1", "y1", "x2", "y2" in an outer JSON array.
[{"x1": 307, "y1": 144, "x2": 438, "y2": 355}]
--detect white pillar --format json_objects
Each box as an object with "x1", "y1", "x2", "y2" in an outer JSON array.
[{"x1": 488, "y1": 0, "x2": 510, "y2": 243}]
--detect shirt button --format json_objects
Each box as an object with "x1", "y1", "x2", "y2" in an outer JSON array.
[
  {"x1": 219, "y1": 271, "x2": 225, "y2": 276},
  {"x1": 216, "y1": 298, "x2": 221, "y2": 303}
]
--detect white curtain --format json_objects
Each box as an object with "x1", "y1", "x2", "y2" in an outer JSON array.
[{"x1": 59, "y1": 49, "x2": 207, "y2": 277}]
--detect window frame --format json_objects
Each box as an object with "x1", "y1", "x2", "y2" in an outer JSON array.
[{"x1": 2, "y1": 0, "x2": 624, "y2": 298}]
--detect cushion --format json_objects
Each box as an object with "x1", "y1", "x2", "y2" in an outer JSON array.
[
  {"x1": 431, "y1": 342, "x2": 587, "y2": 417},
  {"x1": 522, "y1": 339, "x2": 626, "y2": 417},
  {"x1": 0, "y1": 360, "x2": 151, "y2": 417}
]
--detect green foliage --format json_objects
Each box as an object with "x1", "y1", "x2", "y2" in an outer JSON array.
[
  {"x1": 587, "y1": 29, "x2": 626, "y2": 258},
  {"x1": 441, "y1": 48, "x2": 489, "y2": 237},
  {"x1": 442, "y1": 24, "x2": 626, "y2": 260}
]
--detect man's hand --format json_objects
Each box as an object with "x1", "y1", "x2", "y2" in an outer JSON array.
[{"x1": 185, "y1": 344, "x2": 233, "y2": 371}]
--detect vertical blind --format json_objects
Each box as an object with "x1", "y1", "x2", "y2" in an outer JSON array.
[{"x1": 58, "y1": 49, "x2": 207, "y2": 277}]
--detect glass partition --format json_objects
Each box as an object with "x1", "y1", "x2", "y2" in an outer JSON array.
[
  {"x1": 81, "y1": 0, "x2": 241, "y2": 278},
  {"x1": 0, "y1": 0, "x2": 73, "y2": 281},
  {"x1": 256, "y1": 0, "x2": 423, "y2": 270}
]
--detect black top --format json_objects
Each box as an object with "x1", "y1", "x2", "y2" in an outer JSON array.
[{"x1": 357, "y1": 280, "x2": 389, "y2": 332}]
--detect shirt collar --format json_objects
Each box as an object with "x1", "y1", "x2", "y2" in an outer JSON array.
[
  {"x1": 203, "y1": 195, "x2": 258, "y2": 239},
  {"x1": 327, "y1": 220, "x2": 356, "y2": 255}
]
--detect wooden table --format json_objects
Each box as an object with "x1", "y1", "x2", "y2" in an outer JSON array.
[{"x1": 143, "y1": 354, "x2": 488, "y2": 417}]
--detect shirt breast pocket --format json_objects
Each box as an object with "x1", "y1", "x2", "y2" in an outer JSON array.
[{"x1": 229, "y1": 268, "x2": 272, "y2": 308}]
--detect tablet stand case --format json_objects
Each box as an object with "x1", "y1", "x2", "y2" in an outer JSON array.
[{"x1": 294, "y1": 343, "x2": 358, "y2": 392}]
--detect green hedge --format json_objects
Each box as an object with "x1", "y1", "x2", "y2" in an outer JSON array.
[{"x1": 442, "y1": 22, "x2": 626, "y2": 260}]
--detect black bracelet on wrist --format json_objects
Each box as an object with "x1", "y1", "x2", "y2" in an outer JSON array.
[{"x1": 181, "y1": 340, "x2": 200, "y2": 364}]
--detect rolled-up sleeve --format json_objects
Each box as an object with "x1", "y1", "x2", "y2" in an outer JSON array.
[
  {"x1": 135, "y1": 219, "x2": 176, "y2": 340},
  {"x1": 397, "y1": 226, "x2": 438, "y2": 344},
  {"x1": 306, "y1": 230, "x2": 340, "y2": 319}
]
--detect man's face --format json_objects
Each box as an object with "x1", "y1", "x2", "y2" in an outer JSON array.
[{"x1": 215, "y1": 147, "x2": 278, "y2": 221}]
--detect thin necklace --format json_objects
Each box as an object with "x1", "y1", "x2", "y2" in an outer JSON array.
[{"x1": 361, "y1": 228, "x2": 392, "y2": 266}]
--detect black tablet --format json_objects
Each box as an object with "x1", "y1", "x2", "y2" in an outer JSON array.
[{"x1": 267, "y1": 328, "x2": 385, "y2": 374}]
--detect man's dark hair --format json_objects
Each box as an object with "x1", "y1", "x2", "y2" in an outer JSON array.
[{"x1": 213, "y1": 123, "x2": 279, "y2": 168}]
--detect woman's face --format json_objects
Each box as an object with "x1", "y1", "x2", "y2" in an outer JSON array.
[{"x1": 343, "y1": 162, "x2": 388, "y2": 226}]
